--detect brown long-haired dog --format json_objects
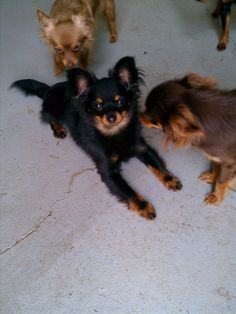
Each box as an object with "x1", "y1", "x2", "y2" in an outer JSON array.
[
  {"x1": 37, "y1": 0, "x2": 118, "y2": 75},
  {"x1": 140, "y1": 73, "x2": 236, "y2": 205}
]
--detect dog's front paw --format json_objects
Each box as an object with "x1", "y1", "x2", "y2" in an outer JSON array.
[
  {"x1": 217, "y1": 42, "x2": 227, "y2": 51},
  {"x1": 110, "y1": 34, "x2": 118, "y2": 43},
  {"x1": 199, "y1": 171, "x2": 214, "y2": 184},
  {"x1": 128, "y1": 197, "x2": 156, "y2": 220},
  {"x1": 204, "y1": 193, "x2": 221, "y2": 205},
  {"x1": 163, "y1": 175, "x2": 182, "y2": 191}
]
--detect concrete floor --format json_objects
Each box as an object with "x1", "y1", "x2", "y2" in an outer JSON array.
[{"x1": 0, "y1": 0, "x2": 236, "y2": 313}]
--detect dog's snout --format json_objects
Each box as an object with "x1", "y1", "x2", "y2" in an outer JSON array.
[
  {"x1": 107, "y1": 113, "x2": 117, "y2": 124},
  {"x1": 66, "y1": 61, "x2": 76, "y2": 68}
]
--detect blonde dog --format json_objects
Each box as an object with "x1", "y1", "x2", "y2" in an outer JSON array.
[{"x1": 37, "y1": 0, "x2": 118, "y2": 75}]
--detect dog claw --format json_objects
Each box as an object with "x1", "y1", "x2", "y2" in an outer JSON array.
[
  {"x1": 53, "y1": 128, "x2": 67, "y2": 139},
  {"x1": 128, "y1": 199, "x2": 156, "y2": 220},
  {"x1": 164, "y1": 175, "x2": 182, "y2": 191},
  {"x1": 217, "y1": 42, "x2": 227, "y2": 51},
  {"x1": 199, "y1": 171, "x2": 214, "y2": 184},
  {"x1": 110, "y1": 35, "x2": 118, "y2": 43},
  {"x1": 204, "y1": 193, "x2": 220, "y2": 205}
]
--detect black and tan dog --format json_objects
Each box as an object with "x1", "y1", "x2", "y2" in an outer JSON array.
[
  {"x1": 212, "y1": 0, "x2": 236, "y2": 50},
  {"x1": 11, "y1": 57, "x2": 182, "y2": 220},
  {"x1": 141, "y1": 73, "x2": 236, "y2": 205},
  {"x1": 198, "y1": 0, "x2": 235, "y2": 50}
]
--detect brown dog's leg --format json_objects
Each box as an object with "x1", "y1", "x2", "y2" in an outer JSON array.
[
  {"x1": 212, "y1": 0, "x2": 221, "y2": 17},
  {"x1": 204, "y1": 163, "x2": 236, "y2": 205},
  {"x1": 50, "y1": 121, "x2": 67, "y2": 139},
  {"x1": 103, "y1": 0, "x2": 118, "y2": 42},
  {"x1": 217, "y1": 1, "x2": 231, "y2": 50},
  {"x1": 199, "y1": 162, "x2": 220, "y2": 184},
  {"x1": 204, "y1": 181, "x2": 229, "y2": 205}
]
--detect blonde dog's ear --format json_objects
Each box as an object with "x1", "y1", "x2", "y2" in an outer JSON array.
[
  {"x1": 36, "y1": 9, "x2": 51, "y2": 27},
  {"x1": 72, "y1": 15, "x2": 94, "y2": 41}
]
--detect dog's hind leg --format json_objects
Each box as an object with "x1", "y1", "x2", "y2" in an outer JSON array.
[
  {"x1": 50, "y1": 121, "x2": 67, "y2": 139},
  {"x1": 212, "y1": 0, "x2": 221, "y2": 17},
  {"x1": 103, "y1": 0, "x2": 118, "y2": 42}
]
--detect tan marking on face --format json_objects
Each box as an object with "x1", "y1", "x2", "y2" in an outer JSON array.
[
  {"x1": 114, "y1": 95, "x2": 121, "y2": 102},
  {"x1": 110, "y1": 153, "x2": 119, "y2": 163},
  {"x1": 47, "y1": 22, "x2": 87, "y2": 67},
  {"x1": 96, "y1": 98, "x2": 103, "y2": 104},
  {"x1": 94, "y1": 111, "x2": 131, "y2": 136}
]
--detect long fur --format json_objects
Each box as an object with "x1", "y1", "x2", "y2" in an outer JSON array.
[
  {"x1": 12, "y1": 56, "x2": 182, "y2": 220},
  {"x1": 141, "y1": 73, "x2": 236, "y2": 205}
]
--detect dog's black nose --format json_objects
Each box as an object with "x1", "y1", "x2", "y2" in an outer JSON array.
[{"x1": 107, "y1": 113, "x2": 117, "y2": 124}]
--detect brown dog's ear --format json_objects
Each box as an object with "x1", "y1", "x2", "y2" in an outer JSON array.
[
  {"x1": 72, "y1": 15, "x2": 94, "y2": 41},
  {"x1": 36, "y1": 9, "x2": 52, "y2": 27},
  {"x1": 164, "y1": 104, "x2": 204, "y2": 148}
]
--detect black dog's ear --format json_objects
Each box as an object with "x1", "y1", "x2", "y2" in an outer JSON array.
[
  {"x1": 111, "y1": 56, "x2": 144, "y2": 87},
  {"x1": 67, "y1": 68, "x2": 95, "y2": 96}
]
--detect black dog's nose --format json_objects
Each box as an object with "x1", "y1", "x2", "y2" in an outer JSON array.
[{"x1": 107, "y1": 113, "x2": 117, "y2": 124}]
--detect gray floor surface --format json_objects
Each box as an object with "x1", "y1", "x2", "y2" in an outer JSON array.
[{"x1": 0, "y1": 0, "x2": 236, "y2": 313}]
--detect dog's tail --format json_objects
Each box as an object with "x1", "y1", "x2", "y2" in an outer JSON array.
[
  {"x1": 183, "y1": 73, "x2": 218, "y2": 89},
  {"x1": 10, "y1": 79, "x2": 50, "y2": 99}
]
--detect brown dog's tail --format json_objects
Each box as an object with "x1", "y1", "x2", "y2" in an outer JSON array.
[{"x1": 183, "y1": 73, "x2": 218, "y2": 89}]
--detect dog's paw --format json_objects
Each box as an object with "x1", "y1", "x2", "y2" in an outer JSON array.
[
  {"x1": 110, "y1": 34, "x2": 118, "y2": 43},
  {"x1": 163, "y1": 175, "x2": 182, "y2": 191},
  {"x1": 128, "y1": 198, "x2": 156, "y2": 220},
  {"x1": 50, "y1": 122, "x2": 67, "y2": 139},
  {"x1": 53, "y1": 127, "x2": 67, "y2": 139},
  {"x1": 204, "y1": 193, "x2": 221, "y2": 205},
  {"x1": 217, "y1": 42, "x2": 227, "y2": 51},
  {"x1": 199, "y1": 171, "x2": 214, "y2": 184}
]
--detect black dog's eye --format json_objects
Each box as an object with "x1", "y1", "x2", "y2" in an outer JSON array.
[
  {"x1": 116, "y1": 97, "x2": 125, "y2": 107},
  {"x1": 95, "y1": 103, "x2": 103, "y2": 111},
  {"x1": 55, "y1": 47, "x2": 63, "y2": 54}
]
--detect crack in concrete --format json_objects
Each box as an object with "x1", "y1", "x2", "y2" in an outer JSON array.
[
  {"x1": 67, "y1": 166, "x2": 96, "y2": 193},
  {"x1": 0, "y1": 196, "x2": 65, "y2": 256},
  {"x1": 0, "y1": 166, "x2": 96, "y2": 256}
]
